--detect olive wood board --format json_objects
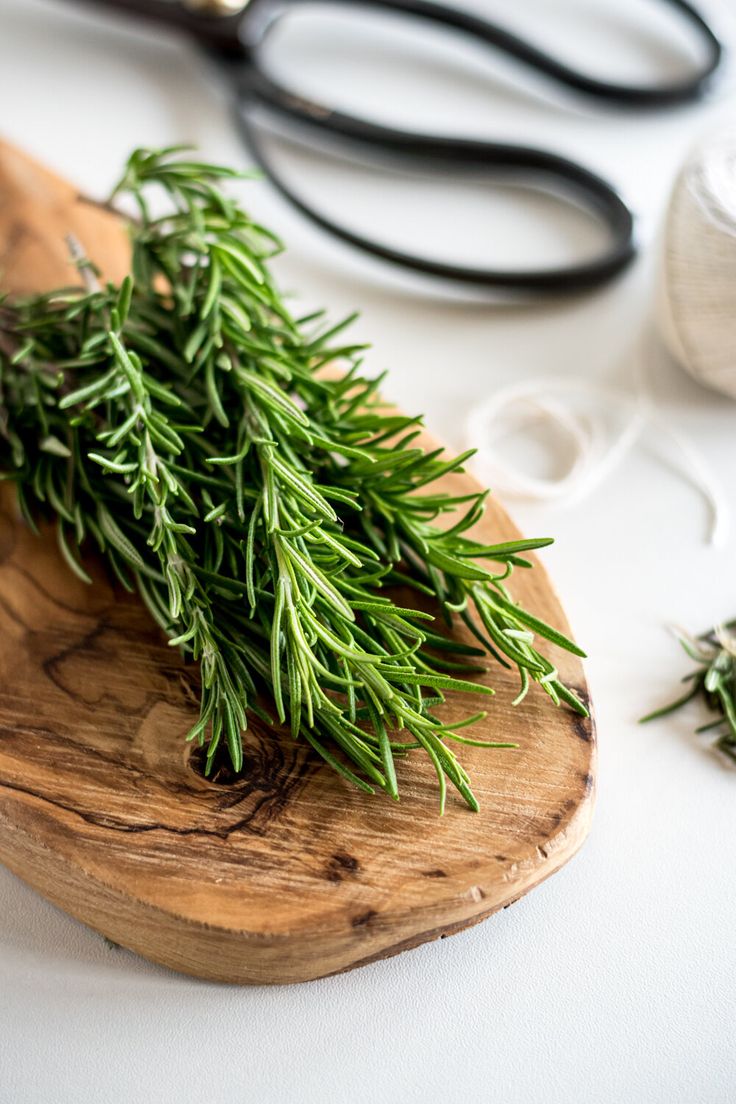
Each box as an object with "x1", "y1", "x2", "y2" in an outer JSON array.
[{"x1": 0, "y1": 141, "x2": 595, "y2": 985}]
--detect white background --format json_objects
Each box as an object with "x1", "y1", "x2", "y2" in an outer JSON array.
[{"x1": 1, "y1": 1, "x2": 736, "y2": 1101}]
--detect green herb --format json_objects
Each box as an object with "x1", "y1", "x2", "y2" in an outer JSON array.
[
  {"x1": 641, "y1": 623, "x2": 736, "y2": 763},
  {"x1": 0, "y1": 147, "x2": 587, "y2": 811}
]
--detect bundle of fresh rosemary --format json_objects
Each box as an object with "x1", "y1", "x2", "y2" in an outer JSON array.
[{"x1": 0, "y1": 147, "x2": 586, "y2": 810}]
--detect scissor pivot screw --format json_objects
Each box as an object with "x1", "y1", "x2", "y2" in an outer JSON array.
[{"x1": 182, "y1": 0, "x2": 249, "y2": 15}]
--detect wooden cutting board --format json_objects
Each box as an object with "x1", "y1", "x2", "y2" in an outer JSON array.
[{"x1": 0, "y1": 143, "x2": 595, "y2": 984}]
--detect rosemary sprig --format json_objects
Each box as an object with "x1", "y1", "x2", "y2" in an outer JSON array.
[
  {"x1": 642, "y1": 623, "x2": 736, "y2": 764},
  {"x1": 0, "y1": 147, "x2": 587, "y2": 811}
]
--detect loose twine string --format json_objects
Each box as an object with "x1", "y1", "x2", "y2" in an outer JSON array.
[{"x1": 466, "y1": 362, "x2": 730, "y2": 549}]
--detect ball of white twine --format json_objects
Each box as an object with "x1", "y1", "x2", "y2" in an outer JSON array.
[{"x1": 659, "y1": 125, "x2": 736, "y2": 399}]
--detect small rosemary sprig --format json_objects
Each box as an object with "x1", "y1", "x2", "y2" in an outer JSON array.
[
  {"x1": 642, "y1": 623, "x2": 736, "y2": 763},
  {"x1": 0, "y1": 147, "x2": 587, "y2": 811}
]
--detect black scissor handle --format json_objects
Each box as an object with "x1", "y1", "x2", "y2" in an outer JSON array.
[
  {"x1": 229, "y1": 69, "x2": 636, "y2": 294},
  {"x1": 241, "y1": 0, "x2": 724, "y2": 108}
]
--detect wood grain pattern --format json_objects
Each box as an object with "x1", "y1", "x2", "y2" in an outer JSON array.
[{"x1": 0, "y1": 142, "x2": 595, "y2": 984}]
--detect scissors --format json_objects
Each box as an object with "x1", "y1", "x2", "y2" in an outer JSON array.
[{"x1": 60, "y1": 0, "x2": 724, "y2": 294}]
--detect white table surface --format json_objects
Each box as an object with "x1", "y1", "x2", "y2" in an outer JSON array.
[{"x1": 1, "y1": 1, "x2": 736, "y2": 1101}]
